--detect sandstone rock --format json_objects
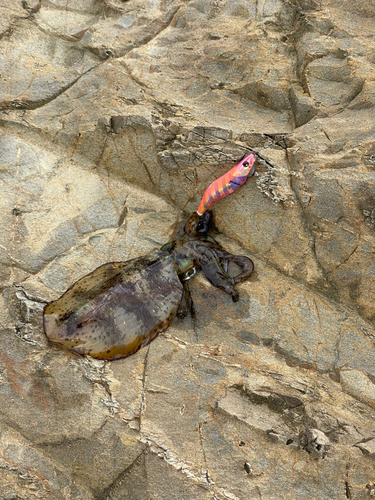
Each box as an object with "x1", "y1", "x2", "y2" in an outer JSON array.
[
  {"x1": 340, "y1": 369, "x2": 375, "y2": 409},
  {"x1": 0, "y1": 1, "x2": 29, "y2": 36},
  {"x1": 0, "y1": 21, "x2": 99, "y2": 110},
  {"x1": 300, "y1": 428, "x2": 331, "y2": 458},
  {"x1": 0, "y1": 0, "x2": 375, "y2": 499},
  {"x1": 356, "y1": 438, "x2": 375, "y2": 457}
]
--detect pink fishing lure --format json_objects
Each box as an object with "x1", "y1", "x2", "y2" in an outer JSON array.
[{"x1": 197, "y1": 153, "x2": 256, "y2": 215}]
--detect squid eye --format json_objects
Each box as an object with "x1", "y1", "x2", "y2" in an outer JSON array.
[
  {"x1": 243, "y1": 161, "x2": 250, "y2": 168},
  {"x1": 183, "y1": 267, "x2": 197, "y2": 281}
]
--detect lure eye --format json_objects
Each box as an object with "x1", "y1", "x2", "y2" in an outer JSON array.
[{"x1": 242, "y1": 161, "x2": 250, "y2": 168}]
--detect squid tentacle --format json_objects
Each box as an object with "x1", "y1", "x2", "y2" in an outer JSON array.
[{"x1": 214, "y1": 250, "x2": 254, "y2": 283}]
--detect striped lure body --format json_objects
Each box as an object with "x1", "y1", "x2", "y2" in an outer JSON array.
[{"x1": 197, "y1": 153, "x2": 256, "y2": 215}]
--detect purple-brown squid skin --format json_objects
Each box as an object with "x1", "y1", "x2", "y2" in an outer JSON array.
[
  {"x1": 43, "y1": 252, "x2": 184, "y2": 360},
  {"x1": 43, "y1": 212, "x2": 254, "y2": 361}
]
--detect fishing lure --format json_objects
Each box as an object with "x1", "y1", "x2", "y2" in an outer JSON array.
[
  {"x1": 43, "y1": 211, "x2": 254, "y2": 361},
  {"x1": 196, "y1": 141, "x2": 276, "y2": 215},
  {"x1": 197, "y1": 153, "x2": 256, "y2": 215}
]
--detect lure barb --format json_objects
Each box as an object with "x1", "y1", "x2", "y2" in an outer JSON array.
[{"x1": 196, "y1": 142, "x2": 275, "y2": 215}]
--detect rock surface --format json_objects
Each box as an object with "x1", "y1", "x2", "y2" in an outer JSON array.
[{"x1": 0, "y1": 1, "x2": 375, "y2": 499}]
